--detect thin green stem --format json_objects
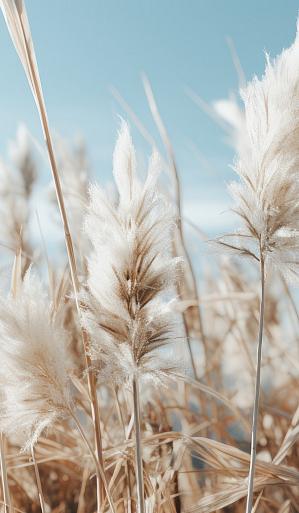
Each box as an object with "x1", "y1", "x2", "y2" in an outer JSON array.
[
  {"x1": 245, "y1": 254, "x2": 265, "y2": 513},
  {"x1": 133, "y1": 376, "x2": 145, "y2": 513}
]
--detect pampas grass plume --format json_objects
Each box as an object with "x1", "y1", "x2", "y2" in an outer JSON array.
[
  {"x1": 219, "y1": 24, "x2": 299, "y2": 282},
  {"x1": 83, "y1": 121, "x2": 182, "y2": 386},
  {"x1": 0, "y1": 268, "x2": 72, "y2": 451}
]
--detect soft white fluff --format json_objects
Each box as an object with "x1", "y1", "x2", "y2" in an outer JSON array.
[
  {"x1": 49, "y1": 135, "x2": 90, "y2": 248},
  {"x1": 83, "y1": 121, "x2": 182, "y2": 385},
  {"x1": 0, "y1": 158, "x2": 28, "y2": 248},
  {"x1": 218, "y1": 25, "x2": 299, "y2": 282},
  {"x1": 0, "y1": 269, "x2": 71, "y2": 450},
  {"x1": 212, "y1": 95, "x2": 248, "y2": 158},
  {"x1": 8, "y1": 123, "x2": 36, "y2": 195}
]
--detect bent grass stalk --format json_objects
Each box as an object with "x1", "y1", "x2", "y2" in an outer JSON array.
[
  {"x1": 0, "y1": 1, "x2": 105, "y2": 509},
  {"x1": 245, "y1": 251, "x2": 265, "y2": 513},
  {"x1": 25, "y1": 35, "x2": 105, "y2": 513}
]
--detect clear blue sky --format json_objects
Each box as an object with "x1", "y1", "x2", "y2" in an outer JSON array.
[{"x1": 0, "y1": 0, "x2": 298, "y2": 234}]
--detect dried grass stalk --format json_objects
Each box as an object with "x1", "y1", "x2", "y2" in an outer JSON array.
[{"x1": 0, "y1": 1, "x2": 106, "y2": 509}]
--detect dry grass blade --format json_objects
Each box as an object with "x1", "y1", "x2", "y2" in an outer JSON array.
[
  {"x1": 185, "y1": 436, "x2": 299, "y2": 513},
  {"x1": 142, "y1": 74, "x2": 208, "y2": 380},
  {"x1": 31, "y1": 447, "x2": 45, "y2": 513},
  {"x1": 278, "y1": 500, "x2": 291, "y2": 513},
  {"x1": 171, "y1": 372, "x2": 251, "y2": 433},
  {"x1": 0, "y1": 1, "x2": 105, "y2": 509},
  {"x1": 274, "y1": 403, "x2": 299, "y2": 465},
  {"x1": 0, "y1": 433, "x2": 10, "y2": 513}
]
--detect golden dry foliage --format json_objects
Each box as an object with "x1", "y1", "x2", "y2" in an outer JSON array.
[{"x1": 0, "y1": 130, "x2": 297, "y2": 513}]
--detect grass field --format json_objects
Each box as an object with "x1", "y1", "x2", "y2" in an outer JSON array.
[{"x1": 0, "y1": 2, "x2": 298, "y2": 513}]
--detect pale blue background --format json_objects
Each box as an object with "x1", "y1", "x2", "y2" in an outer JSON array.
[{"x1": 0, "y1": 0, "x2": 298, "y2": 235}]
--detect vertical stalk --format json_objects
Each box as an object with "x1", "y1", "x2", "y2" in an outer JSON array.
[
  {"x1": 31, "y1": 446, "x2": 45, "y2": 513},
  {"x1": 245, "y1": 255, "x2": 265, "y2": 513},
  {"x1": 18, "y1": 13, "x2": 105, "y2": 510},
  {"x1": 0, "y1": 433, "x2": 10, "y2": 513},
  {"x1": 114, "y1": 387, "x2": 132, "y2": 513},
  {"x1": 133, "y1": 376, "x2": 145, "y2": 513}
]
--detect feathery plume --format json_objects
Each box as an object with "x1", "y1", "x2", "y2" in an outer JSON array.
[
  {"x1": 212, "y1": 95, "x2": 248, "y2": 157},
  {"x1": 217, "y1": 23, "x2": 299, "y2": 513},
  {"x1": 8, "y1": 123, "x2": 37, "y2": 197},
  {"x1": 0, "y1": 125, "x2": 37, "y2": 268},
  {"x1": 0, "y1": 158, "x2": 29, "y2": 250},
  {"x1": 218, "y1": 26, "x2": 299, "y2": 282},
  {"x1": 0, "y1": 268, "x2": 72, "y2": 451},
  {"x1": 83, "y1": 121, "x2": 182, "y2": 513},
  {"x1": 83, "y1": 121, "x2": 182, "y2": 386},
  {"x1": 49, "y1": 136, "x2": 90, "y2": 248}
]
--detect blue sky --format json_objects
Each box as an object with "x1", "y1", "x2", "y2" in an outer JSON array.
[{"x1": 0, "y1": 0, "x2": 298, "y2": 235}]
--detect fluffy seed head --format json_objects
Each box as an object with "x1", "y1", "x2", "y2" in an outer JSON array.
[
  {"x1": 218, "y1": 25, "x2": 299, "y2": 282},
  {"x1": 83, "y1": 121, "x2": 182, "y2": 385},
  {"x1": 8, "y1": 123, "x2": 37, "y2": 197},
  {"x1": 0, "y1": 268, "x2": 72, "y2": 450}
]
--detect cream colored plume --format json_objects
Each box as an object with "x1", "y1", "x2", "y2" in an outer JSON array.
[
  {"x1": 83, "y1": 121, "x2": 183, "y2": 386},
  {"x1": 0, "y1": 268, "x2": 72, "y2": 451},
  {"x1": 218, "y1": 24, "x2": 299, "y2": 283}
]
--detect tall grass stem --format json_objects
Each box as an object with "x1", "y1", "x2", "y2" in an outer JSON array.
[
  {"x1": 16, "y1": 8, "x2": 105, "y2": 509},
  {"x1": 245, "y1": 254, "x2": 265, "y2": 513},
  {"x1": 31, "y1": 446, "x2": 46, "y2": 513},
  {"x1": 0, "y1": 433, "x2": 10, "y2": 513},
  {"x1": 133, "y1": 376, "x2": 145, "y2": 513}
]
